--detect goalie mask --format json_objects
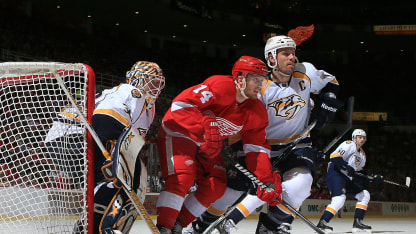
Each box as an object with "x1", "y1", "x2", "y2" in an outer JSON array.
[
  {"x1": 126, "y1": 61, "x2": 165, "y2": 109},
  {"x1": 232, "y1": 56, "x2": 268, "y2": 99}
]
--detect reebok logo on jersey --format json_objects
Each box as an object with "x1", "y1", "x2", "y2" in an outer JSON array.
[
  {"x1": 321, "y1": 103, "x2": 337, "y2": 112},
  {"x1": 268, "y1": 94, "x2": 306, "y2": 120}
]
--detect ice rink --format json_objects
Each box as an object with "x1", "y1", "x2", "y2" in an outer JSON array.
[{"x1": 132, "y1": 217, "x2": 416, "y2": 233}]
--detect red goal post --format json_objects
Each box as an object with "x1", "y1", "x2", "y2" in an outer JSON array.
[{"x1": 0, "y1": 62, "x2": 95, "y2": 233}]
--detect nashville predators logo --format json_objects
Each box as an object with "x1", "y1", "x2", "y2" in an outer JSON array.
[
  {"x1": 137, "y1": 128, "x2": 147, "y2": 136},
  {"x1": 267, "y1": 94, "x2": 306, "y2": 120},
  {"x1": 354, "y1": 154, "x2": 362, "y2": 168},
  {"x1": 131, "y1": 89, "x2": 142, "y2": 98}
]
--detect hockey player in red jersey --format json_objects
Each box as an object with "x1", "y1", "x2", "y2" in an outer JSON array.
[{"x1": 155, "y1": 56, "x2": 283, "y2": 233}]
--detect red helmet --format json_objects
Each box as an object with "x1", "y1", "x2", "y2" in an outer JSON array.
[{"x1": 232, "y1": 56, "x2": 268, "y2": 80}]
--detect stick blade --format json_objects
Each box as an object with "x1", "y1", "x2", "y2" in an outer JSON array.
[{"x1": 406, "y1": 177, "x2": 411, "y2": 187}]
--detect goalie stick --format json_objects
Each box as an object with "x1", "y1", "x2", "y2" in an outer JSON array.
[
  {"x1": 53, "y1": 70, "x2": 161, "y2": 234},
  {"x1": 221, "y1": 154, "x2": 325, "y2": 234},
  {"x1": 355, "y1": 172, "x2": 411, "y2": 189}
]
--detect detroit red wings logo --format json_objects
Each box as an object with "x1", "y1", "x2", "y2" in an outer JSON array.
[
  {"x1": 268, "y1": 94, "x2": 306, "y2": 120},
  {"x1": 215, "y1": 117, "x2": 243, "y2": 136},
  {"x1": 287, "y1": 24, "x2": 315, "y2": 46}
]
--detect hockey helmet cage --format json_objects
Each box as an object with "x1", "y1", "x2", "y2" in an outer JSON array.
[
  {"x1": 232, "y1": 56, "x2": 268, "y2": 80},
  {"x1": 264, "y1": 35, "x2": 296, "y2": 61},
  {"x1": 126, "y1": 61, "x2": 165, "y2": 109}
]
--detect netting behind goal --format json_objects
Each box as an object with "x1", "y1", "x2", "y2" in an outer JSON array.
[{"x1": 0, "y1": 62, "x2": 95, "y2": 234}]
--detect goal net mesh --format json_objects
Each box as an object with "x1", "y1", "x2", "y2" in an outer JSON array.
[{"x1": 0, "y1": 62, "x2": 94, "y2": 233}]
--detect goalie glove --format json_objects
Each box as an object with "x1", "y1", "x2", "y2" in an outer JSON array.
[
  {"x1": 311, "y1": 92, "x2": 344, "y2": 129},
  {"x1": 256, "y1": 171, "x2": 282, "y2": 206},
  {"x1": 199, "y1": 116, "x2": 223, "y2": 158}
]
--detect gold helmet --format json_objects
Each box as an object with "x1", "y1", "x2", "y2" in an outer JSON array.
[{"x1": 126, "y1": 61, "x2": 165, "y2": 109}]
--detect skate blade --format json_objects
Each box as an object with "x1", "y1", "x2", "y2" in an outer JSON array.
[{"x1": 352, "y1": 227, "x2": 372, "y2": 233}]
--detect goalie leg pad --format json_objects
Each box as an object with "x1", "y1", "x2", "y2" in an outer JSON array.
[
  {"x1": 93, "y1": 181, "x2": 124, "y2": 233},
  {"x1": 111, "y1": 126, "x2": 145, "y2": 192}
]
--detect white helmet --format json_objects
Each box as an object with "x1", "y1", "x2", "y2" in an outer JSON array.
[
  {"x1": 264, "y1": 35, "x2": 296, "y2": 66},
  {"x1": 352, "y1": 129, "x2": 366, "y2": 141}
]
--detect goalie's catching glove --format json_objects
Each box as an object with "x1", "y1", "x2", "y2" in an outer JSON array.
[
  {"x1": 311, "y1": 92, "x2": 344, "y2": 129},
  {"x1": 257, "y1": 171, "x2": 282, "y2": 206},
  {"x1": 199, "y1": 116, "x2": 222, "y2": 158}
]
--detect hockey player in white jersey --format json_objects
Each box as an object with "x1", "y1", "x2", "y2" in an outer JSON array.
[
  {"x1": 317, "y1": 129, "x2": 383, "y2": 233},
  {"x1": 71, "y1": 61, "x2": 165, "y2": 234},
  {"x1": 187, "y1": 35, "x2": 343, "y2": 234}
]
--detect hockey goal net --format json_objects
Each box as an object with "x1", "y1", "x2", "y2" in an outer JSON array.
[{"x1": 0, "y1": 62, "x2": 95, "y2": 233}]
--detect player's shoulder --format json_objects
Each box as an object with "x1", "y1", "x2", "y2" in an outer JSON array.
[
  {"x1": 340, "y1": 140, "x2": 356, "y2": 149},
  {"x1": 204, "y1": 75, "x2": 236, "y2": 97},
  {"x1": 294, "y1": 62, "x2": 317, "y2": 75},
  {"x1": 117, "y1": 83, "x2": 145, "y2": 99}
]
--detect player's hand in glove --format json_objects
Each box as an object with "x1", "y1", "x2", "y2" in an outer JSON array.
[
  {"x1": 199, "y1": 116, "x2": 222, "y2": 158},
  {"x1": 257, "y1": 171, "x2": 282, "y2": 206},
  {"x1": 368, "y1": 173, "x2": 384, "y2": 184},
  {"x1": 340, "y1": 164, "x2": 355, "y2": 178},
  {"x1": 311, "y1": 92, "x2": 344, "y2": 129}
]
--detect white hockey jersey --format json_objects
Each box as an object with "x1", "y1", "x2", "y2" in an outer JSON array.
[
  {"x1": 44, "y1": 105, "x2": 85, "y2": 143},
  {"x1": 258, "y1": 62, "x2": 338, "y2": 156},
  {"x1": 45, "y1": 83, "x2": 154, "y2": 143},
  {"x1": 94, "y1": 83, "x2": 155, "y2": 135},
  {"x1": 329, "y1": 140, "x2": 367, "y2": 171}
]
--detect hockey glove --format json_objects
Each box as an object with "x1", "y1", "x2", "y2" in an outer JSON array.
[
  {"x1": 368, "y1": 173, "x2": 384, "y2": 184},
  {"x1": 257, "y1": 171, "x2": 282, "y2": 206},
  {"x1": 339, "y1": 164, "x2": 355, "y2": 178},
  {"x1": 311, "y1": 92, "x2": 344, "y2": 129},
  {"x1": 199, "y1": 116, "x2": 223, "y2": 158}
]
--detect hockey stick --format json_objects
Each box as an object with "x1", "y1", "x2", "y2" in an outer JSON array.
[
  {"x1": 53, "y1": 71, "x2": 161, "y2": 234},
  {"x1": 272, "y1": 119, "x2": 317, "y2": 167},
  {"x1": 221, "y1": 154, "x2": 325, "y2": 234},
  {"x1": 322, "y1": 96, "x2": 354, "y2": 156},
  {"x1": 355, "y1": 172, "x2": 411, "y2": 189},
  {"x1": 201, "y1": 192, "x2": 248, "y2": 234}
]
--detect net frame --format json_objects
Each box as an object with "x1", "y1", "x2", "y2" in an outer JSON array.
[{"x1": 0, "y1": 62, "x2": 95, "y2": 233}]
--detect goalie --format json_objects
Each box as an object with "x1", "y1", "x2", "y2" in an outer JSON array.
[{"x1": 73, "y1": 61, "x2": 165, "y2": 234}]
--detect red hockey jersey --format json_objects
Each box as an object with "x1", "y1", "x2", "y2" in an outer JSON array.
[{"x1": 162, "y1": 75, "x2": 274, "y2": 183}]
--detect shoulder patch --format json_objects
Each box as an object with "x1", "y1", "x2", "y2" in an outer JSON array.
[
  {"x1": 346, "y1": 140, "x2": 352, "y2": 144},
  {"x1": 131, "y1": 89, "x2": 142, "y2": 98}
]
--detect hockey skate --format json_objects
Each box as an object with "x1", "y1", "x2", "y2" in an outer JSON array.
[
  {"x1": 256, "y1": 222, "x2": 291, "y2": 234},
  {"x1": 352, "y1": 218, "x2": 372, "y2": 233},
  {"x1": 157, "y1": 224, "x2": 172, "y2": 234},
  {"x1": 171, "y1": 220, "x2": 183, "y2": 234},
  {"x1": 182, "y1": 221, "x2": 205, "y2": 234},
  {"x1": 255, "y1": 212, "x2": 291, "y2": 234},
  {"x1": 214, "y1": 218, "x2": 237, "y2": 234},
  {"x1": 317, "y1": 219, "x2": 333, "y2": 233}
]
